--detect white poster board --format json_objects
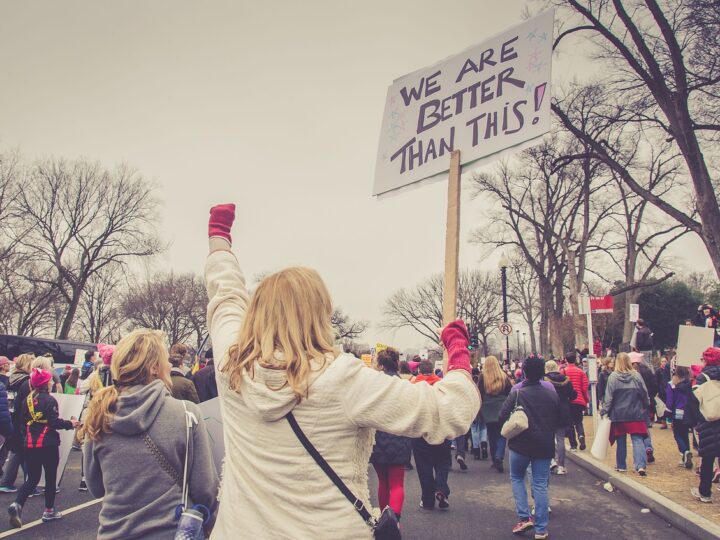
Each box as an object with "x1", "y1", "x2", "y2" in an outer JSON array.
[
  {"x1": 199, "y1": 398, "x2": 224, "y2": 479},
  {"x1": 74, "y1": 349, "x2": 88, "y2": 367},
  {"x1": 676, "y1": 325, "x2": 715, "y2": 367},
  {"x1": 373, "y1": 10, "x2": 554, "y2": 196},
  {"x1": 41, "y1": 393, "x2": 86, "y2": 487}
]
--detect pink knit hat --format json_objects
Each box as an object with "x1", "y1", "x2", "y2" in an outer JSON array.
[
  {"x1": 629, "y1": 352, "x2": 644, "y2": 364},
  {"x1": 703, "y1": 347, "x2": 720, "y2": 366},
  {"x1": 30, "y1": 368, "x2": 52, "y2": 389},
  {"x1": 0, "y1": 356, "x2": 10, "y2": 368},
  {"x1": 97, "y1": 344, "x2": 116, "y2": 366}
]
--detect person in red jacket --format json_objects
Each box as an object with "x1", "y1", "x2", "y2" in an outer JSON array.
[{"x1": 563, "y1": 353, "x2": 589, "y2": 451}]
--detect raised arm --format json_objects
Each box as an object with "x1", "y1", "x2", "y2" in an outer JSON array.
[
  {"x1": 204, "y1": 204, "x2": 250, "y2": 371},
  {"x1": 340, "y1": 320, "x2": 480, "y2": 444}
]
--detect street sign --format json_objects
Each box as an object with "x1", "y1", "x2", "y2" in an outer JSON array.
[
  {"x1": 499, "y1": 323, "x2": 513, "y2": 336},
  {"x1": 629, "y1": 303, "x2": 639, "y2": 322}
]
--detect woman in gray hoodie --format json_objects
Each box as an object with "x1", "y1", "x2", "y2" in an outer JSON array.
[{"x1": 81, "y1": 329, "x2": 219, "y2": 539}]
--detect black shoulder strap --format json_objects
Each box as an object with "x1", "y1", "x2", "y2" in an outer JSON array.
[{"x1": 286, "y1": 412, "x2": 374, "y2": 526}]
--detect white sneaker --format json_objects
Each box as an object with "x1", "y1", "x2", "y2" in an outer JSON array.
[
  {"x1": 550, "y1": 459, "x2": 558, "y2": 472},
  {"x1": 556, "y1": 466, "x2": 567, "y2": 475}
]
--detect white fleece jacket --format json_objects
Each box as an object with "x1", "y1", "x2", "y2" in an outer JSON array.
[{"x1": 205, "y1": 250, "x2": 480, "y2": 540}]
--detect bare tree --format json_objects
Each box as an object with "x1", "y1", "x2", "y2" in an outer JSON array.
[
  {"x1": 506, "y1": 255, "x2": 541, "y2": 354},
  {"x1": 13, "y1": 157, "x2": 164, "y2": 339},
  {"x1": 548, "y1": 0, "x2": 720, "y2": 277},
  {"x1": 122, "y1": 272, "x2": 207, "y2": 348},
  {"x1": 382, "y1": 270, "x2": 502, "y2": 351},
  {"x1": 331, "y1": 308, "x2": 368, "y2": 341},
  {"x1": 77, "y1": 266, "x2": 125, "y2": 343}
]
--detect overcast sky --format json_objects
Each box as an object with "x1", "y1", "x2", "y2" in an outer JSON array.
[{"x1": 0, "y1": 1, "x2": 712, "y2": 349}]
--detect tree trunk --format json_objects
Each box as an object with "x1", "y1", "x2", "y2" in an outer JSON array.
[{"x1": 58, "y1": 288, "x2": 81, "y2": 340}]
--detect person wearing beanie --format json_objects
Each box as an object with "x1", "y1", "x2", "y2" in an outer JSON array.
[
  {"x1": 562, "y1": 352, "x2": 590, "y2": 451},
  {"x1": 499, "y1": 355, "x2": 561, "y2": 539},
  {"x1": 691, "y1": 347, "x2": 720, "y2": 503},
  {"x1": 8, "y1": 368, "x2": 78, "y2": 528}
]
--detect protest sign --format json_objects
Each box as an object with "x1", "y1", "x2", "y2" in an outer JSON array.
[
  {"x1": 41, "y1": 393, "x2": 85, "y2": 487},
  {"x1": 676, "y1": 325, "x2": 715, "y2": 367},
  {"x1": 361, "y1": 354, "x2": 373, "y2": 368},
  {"x1": 199, "y1": 397, "x2": 224, "y2": 478},
  {"x1": 74, "y1": 349, "x2": 88, "y2": 366},
  {"x1": 373, "y1": 10, "x2": 553, "y2": 196},
  {"x1": 629, "y1": 303, "x2": 639, "y2": 322}
]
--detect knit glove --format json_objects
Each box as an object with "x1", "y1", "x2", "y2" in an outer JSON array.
[
  {"x1": 441, "y1": 319, "x2": 472, "y2": 374},
  {"x1": 208, "y1": 204, "x2": 236, "y2": 244}
]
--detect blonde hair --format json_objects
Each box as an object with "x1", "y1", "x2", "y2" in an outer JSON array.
[
  {"x1": 481, "y1": 356, "x2": 506, "y2": 395},
  {"x1": 81, "y1": 329, "x2": 169, "y2": 442},
  {"x1": 615, "y1": 352, "x2": 633, "y2": 373},
  {"x1": 545, "y1": 360, "x2": 558, "y2": 373},
  {"x1": 31, "y1": 357, "x2": 53, "y2": 371},
  {"x1": 14, "y1": 354, "x2": 34, "y2": 374},
  {"x1": 222, "y1": 267, "x2": 337, "y2": 401}
]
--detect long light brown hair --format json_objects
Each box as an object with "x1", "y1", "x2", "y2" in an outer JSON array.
[
  {"x1": 81, "y1": 329, "x2": 170, "y2": 442},
  {"x1": 615, "y1": 352, "x2": 633, "y2": 374},
  {"x1": 482, "y1": 355, "x2": 507, "y2": 395},
  {"x1": 221, "y1": 267, "x2": 337, "y2": 401}
]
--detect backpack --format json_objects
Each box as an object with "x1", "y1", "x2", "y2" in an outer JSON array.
[{"x1": 694, "y1": 380, "x2": 720, "y2": 422}]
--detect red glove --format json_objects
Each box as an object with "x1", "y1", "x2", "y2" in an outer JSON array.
[
  {"x1": 441, "y1": 319, "x2": 471, "y2": 374},
  {"x1": 208, "y1": 204, "x2": 236, "y2": 243}
]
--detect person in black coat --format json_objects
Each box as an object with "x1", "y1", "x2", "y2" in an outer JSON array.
[
  {"x1": 544, "y1": 360, "x2": 576, "y2": 475},
  {"x1": 499, "y1": 356, "x2": 561, "y2": 538},
  {"x1": 193, "y1": 356, "x2": 218, "y2": 403},
  {"x1": 369, "y1": 349, "x2": 411, "y2": 519},
  {"x1": 692, "y1": 348, "x2": 720, "y2": 502},
  {"x1": 0, "y1": 354, "x2": 33, "y2": 492}
]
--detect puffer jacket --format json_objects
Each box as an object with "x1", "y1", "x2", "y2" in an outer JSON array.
[
  {"x1": 544, "y1": 372, "x2": 577, "y2": 428},
  {"x1": 370, "y1": 371, "x2": 412, "y2": 465},
  {"x1": 0, "y1": 383, "x2": 13, "y2": 438},
  {"x1": 564, "y1": 364, "x2": 589, "y2": 407},
  {"x1": 477, "y1": 373, "x2": 512, "y2": 423},
  {"x1": 695, "y1": 365, "x2": 720, "y2": 457},
  {"x1": 603, "y1": 371, "x2": 649, "y2": 423},
  {"x1": 498, "y1": 380, "x2": 561, "y2": 459},
  {"x1": 20, "y1": 390, "x2": 74, "y2": 448}
]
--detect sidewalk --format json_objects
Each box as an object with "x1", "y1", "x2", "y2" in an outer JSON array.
[{"x1": 565, "y1": 417, "x2": 720, "y2": 540}]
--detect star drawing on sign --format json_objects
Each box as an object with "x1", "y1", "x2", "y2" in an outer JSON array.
[
  {"x1": 539, "y1": 32, "x2": 548, "y2": 42},
  {"x1": 526, "y1": 29, "x2": 537, "y2": 41}
]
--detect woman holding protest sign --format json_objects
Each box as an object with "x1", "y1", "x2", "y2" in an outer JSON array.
[{"x1": 204, "y1": 203, "x2": 479, "y2": 539}]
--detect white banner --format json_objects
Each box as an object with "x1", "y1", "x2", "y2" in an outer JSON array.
[
  {"x1": 373, "y1": 10, "x2": 553, "y2": 196},
  {"x1": 676, "y1": 325, "x2": 715, "y2": 367}
]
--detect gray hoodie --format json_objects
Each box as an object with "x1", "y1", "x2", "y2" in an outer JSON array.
[
  {"x1": 603, "y1": 371, "x2": 650, "y2": 423},
  {"x1": 83, "y1": 380, "x2": 219, "y2": 540}
]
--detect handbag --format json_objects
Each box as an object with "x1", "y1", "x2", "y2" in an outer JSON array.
[
  {"x1": 500, "y1": 389, "x2": 528, "y2": 439},
  {"x1": 286, "y1": 412, "x2": 401, "y2": 540},
  {"x1": 695, "y1": 380, "x2": 720, "y2": 422}
]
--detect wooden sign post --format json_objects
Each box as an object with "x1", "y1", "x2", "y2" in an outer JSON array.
[{"x1": 442, "y1": 150, "x2": 461, "y2": 372}]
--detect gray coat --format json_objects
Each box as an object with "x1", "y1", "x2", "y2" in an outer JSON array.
[
  {"x1": 83, "y1": 380, "x2": 219, "y2": 539},
  {"x1": 603, "y1": 371, "x2": 650, "y2": 423}
]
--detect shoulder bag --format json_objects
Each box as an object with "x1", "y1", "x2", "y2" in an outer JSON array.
[
  {"x1": 695, "y1": 379, "x2": 720, "y2": 422},
  {"x1": 286, "y1": 412, "x2": 401, "y2": 540},
  {"x1": 500, "y1": 389, "x2": 529, "y2": 439}
]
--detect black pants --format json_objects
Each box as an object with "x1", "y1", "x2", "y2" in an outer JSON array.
[
  {"x1": 699, "y1": 453, "x2": 719, "y2": 498},
  {"x1": 412, "y1": 439, "x2": 451, "y2": 508},
  {"x1": 486, "y1": 421, "x2": 502, "y2": 461},
  {"x1": 16, "y1": 446, "x2": 59, "y2": 509},
  {"x1": 566, "y1": 404, "x2": 586, "y2": 448}
]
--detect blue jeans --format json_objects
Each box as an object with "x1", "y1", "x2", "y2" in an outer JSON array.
[
  {"x1": 470, "y1": 419, "x2": 488, "y2": 449},
  {"x1": 510, "y1": 451, "x2": 551, "y2": 534},
  {"x1": 616, "y1": 434, "x2": 647, "y2": 471},
  {"x1": 495, "y1": 434, "x2": 507, "y2": 461}
]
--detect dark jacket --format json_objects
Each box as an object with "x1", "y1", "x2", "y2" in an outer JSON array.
[
  {"x1": 192, "y1": 362, "x2": 218, "y2": 403},
  {"x1": 170, "y1": 369, "x2": 199, "y2": 404},
  {"x1": 7, "y1": 372, "x2": 30, "y2": 452},
  {"x1": 498, "y1": 380, "x2": 561, "y2": 459},
  {"x1": 597, "y1": 369, "x2": 611, "y2": 407},
  {"x1": 0, "y1": 383, "x2": 13, "y2": 438},
  {"x1": 656, "y1": 365, "x2": 670, "y2": 403},
  {"x1": 603, "y1": 371, "x2": 649, "y2": 423},
  {"x1": 695, "y1": 365, "x2": 720, "y2": 457},
  {"x1": 694, "y1": 307, "x2": 719, "y2": 331},
  {"x1": 477, "y1": 373, "x2": 512, "y2": 424},
  {"x1": 544, "y1": 372, "x2": 577, "y2": 428},
  {"x1": 370, "y1": 371, "x2": 412, "y2": 465},
  {"x1": 635, "y1": 326, "x2": 653, "y2": 351},
  {"x1": 666, "y1": 379, "x2": 693, "y2": 423},
  {"x1": 20, "y1": 391, "x2": 73, "y2": 448}
]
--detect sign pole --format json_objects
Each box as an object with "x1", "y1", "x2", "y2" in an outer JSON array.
[
  {"x1": 586, "y1": 306, "x2": 598, "y2": 436},
  {"x1": 442, "y1": 150, "x2": 461, "y2": 372}
]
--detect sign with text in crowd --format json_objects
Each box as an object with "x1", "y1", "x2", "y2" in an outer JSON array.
[
  {"x1": 41, "y1": 393, "x2": 86, "y2": 487},
  {"x1": 676, "y1": 325, "x2": 715, "y2": 367},
  {"x1": 373, "y1": 10, "x2": 553, "y2": 196}
]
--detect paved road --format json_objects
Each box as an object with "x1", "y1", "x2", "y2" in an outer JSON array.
[{"x1": 0, "y1": 448, "x2": 684, "y2": 539}]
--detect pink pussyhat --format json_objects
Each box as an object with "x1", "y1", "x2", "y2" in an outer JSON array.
[
  {"x1": 30, "y1": 368, "x2": 52, "y2": 389},
  {"x1": 97, "y1": 343, "x2": 116, "y2": 366}
]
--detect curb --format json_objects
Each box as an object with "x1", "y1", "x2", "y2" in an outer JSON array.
[{"x1": 566, "y1": 450, "x2": 720, "y2": 540}]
